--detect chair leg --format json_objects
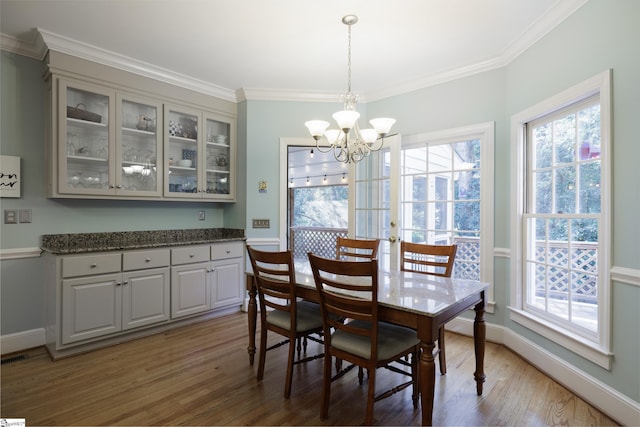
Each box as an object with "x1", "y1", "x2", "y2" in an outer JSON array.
[
  {"x1": 284, "y1": 334, "x2": 297, "y2": 398},
  {"x1": 257, "y1": 326, "x2": 268, "y2": 381},
  {"x1": 411, "y1": 349, "x2": 419, "y2": 409},
  {"x1": 320, "y1": 353, "x2": 332, "y2": 420},
  {"x1": 296, "y1": 336, "x2": 302, "y2": 358},
  {"x1": 358, "y1": 366, "x2": 364, "y2": 385},
  {"x1": 438, "y1": 326, "x2": 447, "y2": 375},
  {"x1": 364, "y1": 368, "x2": 376, "y2": 425}
]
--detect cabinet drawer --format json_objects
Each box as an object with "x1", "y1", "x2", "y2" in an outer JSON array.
[
  {"x1": 211, "y1": 241, "x2": 244, "y2": 260},
  {"x1": 123, "y1": 249, "x2": 170, "y2": 271},
  {"x1": 171, "y1": 245, "x2": 210, "y2": 265},
  {"x1": 62, "y1": 253, "x2": 122, "y2": 278}
]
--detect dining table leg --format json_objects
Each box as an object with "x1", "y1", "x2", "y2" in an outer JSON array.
[
  {"x1": 419, "y1": 338, "x2": 436, "y2": 426},
  {"x1": 246, "y1": 274, "x2": 257, "y2": 365},
  {"x1": 473, "y1": 292, "x2": 486, "y2": 395}
]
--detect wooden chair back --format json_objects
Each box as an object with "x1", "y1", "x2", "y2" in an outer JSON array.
[
  {"x1": 246, "y1": 245, "x2": 297, "y2": 320},
  {"x1": 335, "y1": 236, "x2": 380, "y2": 261},
  {"x1": 400, "y1": 241, "x2": 457, "y2": 277},
  {"x1": 308, "y1": 253, "x2": 379, "y2": 359}
]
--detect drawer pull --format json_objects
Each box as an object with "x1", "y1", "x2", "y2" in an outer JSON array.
[
  {"x1": 189, "y1": 253, "x2": 195, "y2": 258},
  {"x1": 226, "y1": 250, "x2": 231, "y2": 254},
  {"x1": 90, "y1": 263, "x2": 97, "y2": 268},
  {"x1": 145, "y1": 258, "x2": 151, "y2": 262}
]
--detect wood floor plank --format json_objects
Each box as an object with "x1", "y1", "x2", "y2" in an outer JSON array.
[{"x1": 1, "y1": 312, "x2": 619, "y2": 426}]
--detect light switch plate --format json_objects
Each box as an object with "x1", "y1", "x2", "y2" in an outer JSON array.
[
  {"x1": 252, "y1": 219, "x2": 270, "y2": 228},
  {"x1": 4, "y1": 209, "x2": 17, "y2": 224}
]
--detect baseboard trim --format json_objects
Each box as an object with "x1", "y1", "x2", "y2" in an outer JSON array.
[
  {"x1": 446, "y1": 317, "x2": 639, "y2": 426},
  {"x1": 1, "y1": 328, "x2": 45, "y2": 355}
]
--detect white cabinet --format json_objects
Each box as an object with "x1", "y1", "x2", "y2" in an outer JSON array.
[
  {"x1": 52, "y1": 79, "x2": 163, "y2": 198},
  {"x1": 45, "y1": 240, "x2": 244, "y2": 357},
  {"x1": 210, "y1": 242, "x2": 244, "y2": 310},
  {"x1": 170, "y1": 245, "x2": 211, "y2": 318},
  {"x1": 164, "y1": 106, "x2": 236, "y2": 201},
  {"x1": 57, "y1": 249, "x2": 170, "y2": 345},
  {"x1": 46, "y1": 68, "x2": 236, "y2": 202},
  {"x1": 122, "y1": 249, "x2": 170, "y2": 330},
  {"x1": 62, "y1": 272, "x2": 122, "y2": 344}
]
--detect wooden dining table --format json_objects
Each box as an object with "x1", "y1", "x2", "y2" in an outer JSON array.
[{"x1": 245, "y1": 261, "x2": 489, "y2": 426}]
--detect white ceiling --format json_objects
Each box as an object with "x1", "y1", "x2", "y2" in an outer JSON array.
[{"x1": 1, "y1": 0, "x2": 587, "y2": 102}]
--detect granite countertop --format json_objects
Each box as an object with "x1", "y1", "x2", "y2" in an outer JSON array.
[{"x1": 41, "y1": 228, "x2": 245, "y2": 254}]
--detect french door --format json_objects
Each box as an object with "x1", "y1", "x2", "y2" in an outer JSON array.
[{"x1": 349, "y1": 135, "x2": 401, "y2": 270}]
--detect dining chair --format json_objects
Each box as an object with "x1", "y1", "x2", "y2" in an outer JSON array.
[
  {"x1": 400, "y1": 241, "x2": 457, "y2": 374},
  {"x1": 308, "y1": 252, "x2": 420, "y2": 425},
  {"x1": 335, "y1": 236, "x2": 380, "y2": 261},
  {"x1": 246, "y1": 246, "x2": 324, "y2": 398}
]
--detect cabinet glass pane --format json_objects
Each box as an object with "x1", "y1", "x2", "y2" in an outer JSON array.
[
  {"x1": 120, "y1": 100, "x2": 159, "y2": 192},
  {"x1": 167, "y1": 110, "x2": 199, "y2": 194},
  {"x1": 65, "y1": 87, "x2": 110, "y2": 190},
  {"x1": 205, "y1": 118, "x2": 230, "y2": 195}
]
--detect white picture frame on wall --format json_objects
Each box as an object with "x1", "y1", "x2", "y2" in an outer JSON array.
[{"x1": 0, "y1": 155, "x2": 21, "y2": 198}]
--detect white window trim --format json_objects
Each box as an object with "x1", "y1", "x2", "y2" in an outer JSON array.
[
  {"x1": 402, "y1": 122, "x2": 495, "y2": 309},
  {"x1": 509, "y1": 70, "x2": 613, "y2": 369}
]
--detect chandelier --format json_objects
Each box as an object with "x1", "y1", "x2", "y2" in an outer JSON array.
[{"x1": 304, "y1": 15, "x2": 396, "y2": 164}]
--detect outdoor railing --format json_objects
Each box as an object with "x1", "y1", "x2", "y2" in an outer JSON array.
[{"x1": 289, "y1": 227, "x2": 597, "y2": 304}]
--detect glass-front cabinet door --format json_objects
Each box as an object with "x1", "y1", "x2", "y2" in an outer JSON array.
[
  {"x1": 165, "y1": 105, "x2": 200, "y2": 198},
  {"x1": 59, "y1": 79, "x2": 114, "y2": 195},
  {"x1": 164, "y1": 106, "x2": 235, "y2": 200},
  {"x1": 204, "y1": 115, "x2": 233, "y2": 199},
  {"x1": 117, "y1": 94, "x2": 162, "y2": 196}
]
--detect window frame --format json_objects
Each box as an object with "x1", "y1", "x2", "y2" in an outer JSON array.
[{"x1": 509, "y1": 70, "x2": 613, "y2": 369}]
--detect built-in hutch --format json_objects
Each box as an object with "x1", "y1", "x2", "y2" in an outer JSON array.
[
  {"x1": 43, "y1": 229, "x2": 245, "y2": 359},
  {"x1": 44, "y1": 50, "x2": 236, "y2": 201}
]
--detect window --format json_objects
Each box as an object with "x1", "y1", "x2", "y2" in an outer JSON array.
[
  {"x1": 510, "y1": 70, "x2": 612, "y2": 368},
  {"x1": 401, "y1": 123, "x2": 494, "y2": 303}
]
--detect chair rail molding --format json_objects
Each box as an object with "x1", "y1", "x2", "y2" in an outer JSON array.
[{"x1": 0, "y1": 247, "x2": 42, "y2": 260}]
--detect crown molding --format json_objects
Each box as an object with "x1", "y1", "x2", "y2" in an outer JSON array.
[
  {"x1": 0, "y1": 32, "x2": 47, "y2": 60},
  {"x1": 37, "y1": 29, "x2": 236, "y2": 103}
]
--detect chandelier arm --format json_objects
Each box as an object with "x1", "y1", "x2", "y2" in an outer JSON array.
[{"x1": 315, "y1": 141, "x2": 333, "y2": 153}]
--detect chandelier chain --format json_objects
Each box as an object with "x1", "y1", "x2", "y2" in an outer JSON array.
[{"x1": 347, "y1": 22, "x2": 352, "y2": 94}]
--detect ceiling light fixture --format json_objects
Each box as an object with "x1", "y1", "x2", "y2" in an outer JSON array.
[{"x1": 304, "y1": 15, "x2": 395, "y2": 164}]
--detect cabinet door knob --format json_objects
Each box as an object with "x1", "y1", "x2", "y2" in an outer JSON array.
[
  {"x1": 109, "y1": 185, "x2": 115, "y2": 189},
  {"x1": 123, "y1": 280, "x2": 129, "y2": 285},
  {"x1": 116, "y1": 185, "x2": 122, "y2": 189},
  {"x1": 189, "y1": 253, "x2": 195, "y2": 258},
  {"x1": 116, "y1": 282, "x2": 121, "y2": 286}
]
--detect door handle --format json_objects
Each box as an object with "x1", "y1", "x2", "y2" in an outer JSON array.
[{"x1": 388, "y1": 236, "x2": 397, "y2": 243}]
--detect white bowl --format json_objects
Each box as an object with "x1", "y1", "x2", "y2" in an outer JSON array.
[
  {"x1": 176, "y1": 159, "x2": 192, "y2": 167},
  {"x1": 214, "y1": 135, "x2": 228, "y2": 144}
]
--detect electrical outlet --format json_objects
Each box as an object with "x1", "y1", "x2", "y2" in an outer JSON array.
[
  {"x1": 252, "y1": 219, "x2": 270, "y2": 228},
  {"x1": 198, "y1": 211, "x2": 205, "y2": 221}
]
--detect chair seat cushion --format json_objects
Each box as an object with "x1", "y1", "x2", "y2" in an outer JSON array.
[
  {"x1": 266, "y1": 300, "x2": 323, "y2": 332},
  {"x1": 331, "y1": 320, "x2": 419, "y2": 361}
]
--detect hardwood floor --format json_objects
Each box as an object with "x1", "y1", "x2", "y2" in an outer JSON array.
[{"x1": 1, "y1": 312, "x2": 619, "y2": 426}]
